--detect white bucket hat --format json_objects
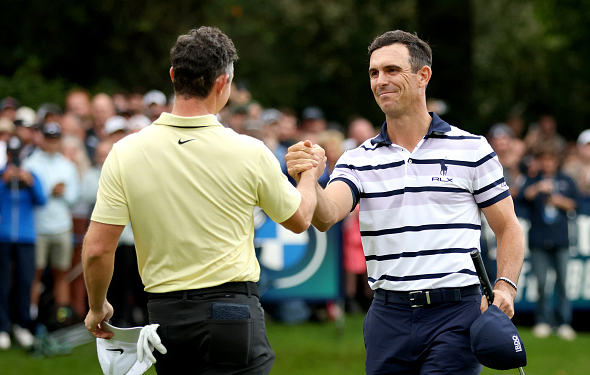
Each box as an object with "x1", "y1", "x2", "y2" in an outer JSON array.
[{"x1": 96, "y1": 322, "x2": 166, "y2": 375}]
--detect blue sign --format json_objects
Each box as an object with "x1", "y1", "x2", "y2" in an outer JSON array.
[{"x1": 253, "y1": 208, "x2": 341, "y2": 301}]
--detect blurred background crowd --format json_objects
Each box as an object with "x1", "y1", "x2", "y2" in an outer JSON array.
[{"x1": 1, "y1": 68, "x2": 590, "y2": 349}]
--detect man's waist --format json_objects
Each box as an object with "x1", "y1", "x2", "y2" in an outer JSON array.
[
  {"x1": 373, "y1": 284, "x2": 481, "y2": 307},
  {"x1": 147, "y1": 281, "x2": 259, "y2": 300}
]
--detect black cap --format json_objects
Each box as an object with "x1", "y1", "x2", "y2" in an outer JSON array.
[
  {"x1": 42, "y1": 121, "x2": 62, "y2": 138},
  {"x1": 302, "y1": 106, "x2": 324, "y2": 121},
  {"x1": 470, "y1": 305, "x2": 527, "y2": 370}
]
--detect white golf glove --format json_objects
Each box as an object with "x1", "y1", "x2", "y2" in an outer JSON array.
[{"x1": 137, "y1": 324, "x2": 167, "y2": 363}]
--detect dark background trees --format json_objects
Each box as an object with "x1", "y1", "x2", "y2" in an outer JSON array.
[{"x1": 1, "y1": 0, "x2": 588, "y2": 137}]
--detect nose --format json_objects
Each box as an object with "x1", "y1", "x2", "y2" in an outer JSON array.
[{"x1": 374, "y1": 71, "x2": 388, "y2": 87}]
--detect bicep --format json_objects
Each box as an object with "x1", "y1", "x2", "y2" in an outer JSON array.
[{"x1": 481, "y1": 196, "x2": 520, "y2": 235}]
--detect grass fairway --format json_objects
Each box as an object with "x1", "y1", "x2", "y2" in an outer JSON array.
[{"x1": 0, "y1": 313, "x2": 588, "y2": 374}]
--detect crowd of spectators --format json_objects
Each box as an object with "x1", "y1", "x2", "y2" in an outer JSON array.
[{"x1": 0, "y1": 83, "x2": 587, "y2": 350}]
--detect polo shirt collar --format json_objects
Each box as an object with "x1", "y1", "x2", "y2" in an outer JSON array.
[
  {"x1": 152, "y1": 112, "x2": 223, "y2": 128},
  {"x1": 371, "y1": 112, "x2": 451, "y2": 147}
]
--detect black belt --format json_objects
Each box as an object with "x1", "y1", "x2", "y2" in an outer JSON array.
[
  {"x1": 373, "y1": 284, "x2": 481, "y2": 307},
  {"x1": 147, "y1": 281, "x2": 259, "y2": 300}
]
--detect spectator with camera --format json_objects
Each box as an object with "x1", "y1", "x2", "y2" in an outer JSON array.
[
  {"x1": 0, "y1": 136, "x2": 47, "y2": 350},
  {"x1": 520, "y1": 147, "x2": 578, "y2": 340}
]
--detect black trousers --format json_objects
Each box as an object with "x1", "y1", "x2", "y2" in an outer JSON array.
[{"x1": 147, "y1": 282, "x2": 274, "y2": 375}]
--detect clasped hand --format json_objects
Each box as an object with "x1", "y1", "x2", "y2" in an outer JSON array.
[{"x1": 285, "y1": 140, "x2": 327, "y2": 183}]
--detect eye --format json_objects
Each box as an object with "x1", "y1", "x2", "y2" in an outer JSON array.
[{"x1": 369, "y1": 70, "x2": 378, "y2": 78}]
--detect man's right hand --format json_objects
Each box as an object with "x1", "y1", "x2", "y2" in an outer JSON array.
[
  {"x1": 2, "y1": 165, "x2": 18, "y2": 183},
  {"x1": 286, "y1": 140, "x2": 326, "y2": 183},
  {"x1": 85, "y1": 300, "x2": 115, "y2": 339}
]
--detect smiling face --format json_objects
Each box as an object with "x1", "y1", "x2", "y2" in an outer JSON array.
[{"x1": 369, "y1": 43, "x2": 429, "y2": 117}]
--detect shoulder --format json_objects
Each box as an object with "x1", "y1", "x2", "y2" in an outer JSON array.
[
  {"x1": 225, "y1": 130, "x2": 269, "y2": 157},
  {"x1": 436, "y1": 125, "x2": 486, "y2": 142}
]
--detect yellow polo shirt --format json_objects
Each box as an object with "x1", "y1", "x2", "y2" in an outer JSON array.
[{"x1": 91, "y1": 113, "x2": 301, "y2": 293}]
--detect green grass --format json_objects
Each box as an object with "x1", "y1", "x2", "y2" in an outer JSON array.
[{"x1": 1, "y1": 314, "x2": 589, "y2": 374}]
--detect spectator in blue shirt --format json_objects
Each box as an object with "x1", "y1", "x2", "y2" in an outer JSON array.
[{"x1": 0, "y1": 136, "x2": 46, "y2": 350}]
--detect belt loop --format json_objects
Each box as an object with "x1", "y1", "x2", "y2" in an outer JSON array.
[
  {"x1": 384, "y1": 290, "x2": 389, "y2": 304},
  {"x1": 247, "y1": 282, "x2": 252, "y2": 297},
  {"x1": 454, "y1": 289, "x2": 461, "y2": 301},
  {"x1": 182, "y1": 290, "x2": 188, "y2": 300}
]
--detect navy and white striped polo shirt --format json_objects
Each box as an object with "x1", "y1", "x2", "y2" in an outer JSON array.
[{"x1": 329, "y1": 113, "x2": 510, "y2": 292}]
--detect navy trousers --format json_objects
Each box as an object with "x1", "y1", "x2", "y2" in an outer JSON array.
[{"x1": 364, "y1": 291, "x2": 483, "y2": 375}]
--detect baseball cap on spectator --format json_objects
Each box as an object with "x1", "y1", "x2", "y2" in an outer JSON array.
[
  {"x1": 37, "y1": 103, "x2": 63, "y2": 123},
  {"x1": 104, "y1": 115, "x2": 128, "y2": 135},
  {"x1": 577, "y1": 129, "x2": 590, "y2": 145},
  {"x1": 488, "y1": 123, "x2": 514, "y2": 139},
  {"x1": 42, "y1": 121, "x2": 62, "y2": 138},
  {"x1": 302, "y1": 106, "x2": 324, "y2": 121},
  {"x1": 470, "y1": 305, "x2": 527, "y2": 370},
  {"x1": 261, "y1": 109, "x2": 282, "y2": 125},
  {"x1": 128, "y1": 114, "x2": 151, "y2": 131},
  {"x1": 14, "y1": 106, "x2": 37, "y2": 128},
  {"x1": 0, "y1": 117, "x2": 15, "y2": 133},
  {"x1": 0, "y1": 97, "x2": 20, "y2": 110},
  {"x1": 143, "y1": 90, "x2": 167, "y2": 107}
]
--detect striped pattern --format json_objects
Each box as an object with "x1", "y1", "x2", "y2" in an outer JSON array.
[{"x1": 328, "y1": 113, "x2": 509, "y2": 291}]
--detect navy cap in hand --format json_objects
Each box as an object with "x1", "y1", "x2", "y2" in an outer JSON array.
[{"x1": 470, "y1": 305, "x2": 527, "y2": 370}]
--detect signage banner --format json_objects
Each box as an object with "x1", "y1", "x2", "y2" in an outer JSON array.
[
  {"x1": 253, "y1": 208, "x2": 341, "y2": 302},
  {"x1": 482, "y1": 215, "x2": 590, "y2": 312}
]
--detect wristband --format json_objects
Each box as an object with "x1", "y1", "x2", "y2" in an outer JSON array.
[{"x1": 495, "y1": 277, "x2": 517, "y2": 291}]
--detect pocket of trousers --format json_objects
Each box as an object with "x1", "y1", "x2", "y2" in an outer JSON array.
[{"x1": 207, "y1": 319, "x2": 253, "y2": 366}]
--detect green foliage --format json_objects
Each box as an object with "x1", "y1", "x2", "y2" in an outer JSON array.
[
  {"x1": 1, "y1": 0, "x2": 589, "y2": 135},
  {"x1": 472, "y1": 0, "x2": 590, "y2": 138},
  {"x1": 0, "y1": 57, "x2": 67, "y2": 110}
]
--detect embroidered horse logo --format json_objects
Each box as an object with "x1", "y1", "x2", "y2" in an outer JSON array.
[{"x1": 440, "y1": 159, "x2": 448, "y2": 176}]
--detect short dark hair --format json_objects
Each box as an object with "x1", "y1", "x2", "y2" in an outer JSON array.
[
  {"x1": 170, "y1": 27, "x2": 239, "y2": 99},
  {"x1": 368, "y1": 30, "x2": 432, "y2": 73}
]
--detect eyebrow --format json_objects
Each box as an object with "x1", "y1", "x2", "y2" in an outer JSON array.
[{"x1": 368, "y1": 64, "x2": 405, "y2": 74}]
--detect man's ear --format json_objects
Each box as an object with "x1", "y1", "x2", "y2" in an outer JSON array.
[
  {"x1": 169, "y1": 67, "x2": 174, "y2": 82},
  {"x1": 215, "y1": 74, "x2": 230, "y2": 94},
  {"x1": 417, "y1": 65, "x2": 432, "y2": 88}
]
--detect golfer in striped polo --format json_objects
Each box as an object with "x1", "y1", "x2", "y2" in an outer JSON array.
[{"x1": 287, "y1": 30, "x2": 525, "y2": 374}]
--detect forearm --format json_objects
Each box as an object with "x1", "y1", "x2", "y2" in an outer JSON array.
[
  {"x1": 311, "y1": 182, "x2": 351, "y2": 232},
  {"x1": 82, "y1": 244, "x2": 114, "y2": 312},
  {"x1": 494, "y1": 221, "x2": 525, "y2": 299},
  {"x1": 296, "y1": 169, "x2": 318, "y2": 227},
  {"x1": 81, "y1": 222, "x2": 123, "y2": 312},
  {"x1": 552, "y1": 194, "x2": 576, "y2": 211}
]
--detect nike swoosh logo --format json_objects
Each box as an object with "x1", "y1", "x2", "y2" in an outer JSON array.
[
  {"x1": 106, "y1": 348, "x2": 124, "y2": 354},
  {"x1": 178, "y1": 138, "x2": 196, "y2": 145}
]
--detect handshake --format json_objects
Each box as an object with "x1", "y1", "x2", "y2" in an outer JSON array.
[{"x1": 285, "y1": 140, "x2": 327, "y2": 183}]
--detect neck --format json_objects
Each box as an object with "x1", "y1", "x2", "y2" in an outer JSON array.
[
  {"x1": 170, "y1": 94, "x2": 218, "y2": 117},
  {"x1": 385, "y1": 109, "x2": 432, "y2": 151}
]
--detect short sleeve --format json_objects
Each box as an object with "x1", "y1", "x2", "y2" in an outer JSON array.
[
  {"x1": 256, "y1": 146, "x2": 301, "y2": 223},
  {"x1": 90, "y1": 147, "x2": 130, "y2": 225},
  {"x1": 473, "y1": 139, "x2": 510, "y2": 208},
  {"x1": 328, "y1": 151, "x2": 361, "y2": 210}
]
